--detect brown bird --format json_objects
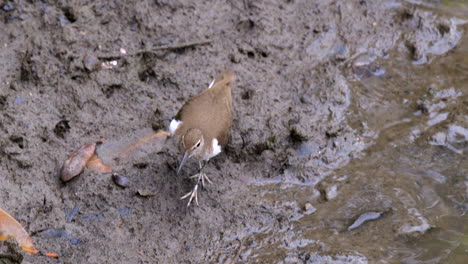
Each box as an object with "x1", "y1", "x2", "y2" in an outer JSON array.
[{"x1": 169, "y1": 70, "x2": 235, "y2": 206}]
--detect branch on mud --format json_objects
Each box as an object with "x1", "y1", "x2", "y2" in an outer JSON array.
[{"x1": 96, "y1": 40, "x2": 211, "y2": 60}]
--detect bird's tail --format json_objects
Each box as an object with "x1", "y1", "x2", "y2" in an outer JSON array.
[{"x1": 208, "y1": 70, "x2": 235, "y2": 89}]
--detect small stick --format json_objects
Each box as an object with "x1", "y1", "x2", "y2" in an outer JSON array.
[{"x1": 97, "y1": 40, "x2": 211, "y2": 59}]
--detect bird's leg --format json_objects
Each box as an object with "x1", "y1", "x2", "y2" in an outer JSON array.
[
  {"x1": 180, "y1": 160, "x2": 213, "y2": 206},
  {"x1": 191, "y1": 161, "x2": 212, "y2": 187},
  {"x1": 180, "y1": 179, "x2": 199, "y2": 206}
]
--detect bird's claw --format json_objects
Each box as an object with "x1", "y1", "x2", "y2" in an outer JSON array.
[
  {"x1": 181, "y1": 172, "x2": 213, "y2": 206},
  {"x1": 189, "y1": 172, "x2": 213, "y2": 187},
  {"x1": 181, "y1": 184, "x2": 199, "y2": 207}
]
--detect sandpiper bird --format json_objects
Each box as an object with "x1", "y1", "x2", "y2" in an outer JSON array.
[{"x1": 169, "y1": 70, "x2": 235, "y2": 206}]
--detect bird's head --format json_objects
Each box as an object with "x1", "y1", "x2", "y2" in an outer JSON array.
[{"x1": 177, "y1": 128, "x2": 204, "y2": 174}]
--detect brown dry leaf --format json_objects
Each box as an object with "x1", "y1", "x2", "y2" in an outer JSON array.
[
  {"x1": 96, "y1": 129, "x2": 170, "y2": 168},
  {"x1": 0, "y1": 208, "x2": 39, "y2": 254},
  {"x1": 45, "y1": 252, "x2": 59, "y2": 258},
  {"x1": 117, "y1": 130, "x2": 171, "y2": 160},
  {"x1": 87, "y1": 154, "x2": 112, "y2": 173},
  {"x1": 60, "y1": 143, "x2": 96, "y2": 182}
]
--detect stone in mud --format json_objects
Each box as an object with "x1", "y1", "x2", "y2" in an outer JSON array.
[
  {"x1": 1, "y1": 3, "x2": 15, "y2": 12},
  {"x1": 83, "y1": 54, "x2": 101, "y2": 71},
  {"x1": 39, "y1": 228, "x2": 69, "y2": 239},
  {"x1": 348, "y1": 211, "x2": 383, "y2": 231},
  {"x1": 397, "y1": 208, "x2": 431, "y2": 237},
  {"x1": 112, "y1": 173, "x2": 130, "y2": 188}
]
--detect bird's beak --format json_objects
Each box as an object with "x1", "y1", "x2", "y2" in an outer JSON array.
[{"x1": 177, "y1": 152, "x2": 190, "y2": 175}]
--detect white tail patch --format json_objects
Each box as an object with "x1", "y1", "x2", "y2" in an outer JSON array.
[
  {"x1": 205, "y1": 138, "x2": 222, "y2": 160},
  {"x1": 169, "y1": 119, "x2": 182, "y2": 135},
  {"x1": 208, "y1": 79, "x2": 215, "y2": 89}
]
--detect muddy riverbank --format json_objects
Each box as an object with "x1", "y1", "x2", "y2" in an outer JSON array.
[{"x1": 1, "y1": 0, "x2": 467, "y2": 263}]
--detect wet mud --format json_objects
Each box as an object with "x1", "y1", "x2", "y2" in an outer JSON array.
[{"x1": 0, "y1": 0, "x2": 467, "y2": 263}]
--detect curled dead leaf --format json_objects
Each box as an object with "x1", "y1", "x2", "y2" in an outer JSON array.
[
  {"x1": 117, "y1": 130, "x2": 171, "y2": 160},
  {"x1": 87, "y1": 154, "x2": 112, "y2": 173},
  {"x1": 0, "y1": 208, "x2": 39, "y2": 254},
  {"x1": 60, "y1": 143, "x2": 96, "y2": 182},
  {"x1": 95, "y1": 129, "x2": 170, "y2": 167},
  {"x1": 61, "y1": 130, "x2": 169, "y2": 179}
]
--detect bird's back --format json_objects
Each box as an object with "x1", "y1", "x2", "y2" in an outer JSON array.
[{"x1": 175, "y1": 70, "x2": 235, "y2": 147}]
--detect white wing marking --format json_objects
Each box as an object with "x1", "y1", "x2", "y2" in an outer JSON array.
[
  {"x1": 205, "y1": 138, "x2": 222, "y2": 160},
  {"x1": 169, "y1": 119, "x2": 182, "y2": 135},
  {"x1": 208, "y1": 79, "x2": 215, "y2": 89}
]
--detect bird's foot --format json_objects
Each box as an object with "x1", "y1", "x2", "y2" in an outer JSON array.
[
  {"x1": 180, "y1": 172, "x2": 212, "y2": 207},
  {"x1": 189, "y1": 172, "x2": 213, "y2": 187},
  {"x1": 181, "y1": 183, "x2": 199, "y2": 206}
]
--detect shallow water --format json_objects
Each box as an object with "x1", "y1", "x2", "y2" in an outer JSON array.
[{"x1": 239, "y1": 6, "x2": 467, "y2": 264}]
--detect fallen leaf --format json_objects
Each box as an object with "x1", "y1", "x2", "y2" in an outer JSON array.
[
  {"x1": 117, "y1": 130, "x2": 171, "y2": 160},
  {"x1": 60, "y1": 143, "x2": 96, "y2": 182},
  {"x1": 87, "y1": 154, "x2": 112, "y2": 173},
  {"x1": 96, "y1": 129, "x2": 170, "y2": 167},
  {"x1": 45, "y1": 252, "x2": 59, "y2": 258},
  {"x1": 112, "y1": 173, "x2": 130, "y2": 188},
  {"x1": 0, "y1": 208, "x2": 38, "y2": 254}
]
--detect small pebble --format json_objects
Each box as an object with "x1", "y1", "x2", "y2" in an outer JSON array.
[
  {"x1": 303, "y1": 203, "x2": 316, "y2": 215},
  {"x1": 40, "y1": 228, "x2": 69, "y2": 239},
  {"x1": 83, "y1": 54, "x2": 100, "y2": 71},
  {"x1": 112, "y1": 173, "x2": 129, "y2": 188},
  {"x1": 326, "y1": 184, "x2": 338, "y2": 200},
  {"x1": 118, "y1": 208, "x2": 131, "y2": 216},
  {"x1": 136, "y1": 189, "x2": 157, "y2": 197},
  {"x1": 348, "y1": 211, "x2": 383, "y2": 231},
  {"x1": 70, "y1": 238, "x2": 80, "y2": 245},
  {"x1": 13, "y1": 97, "x2": 25, "y2": 104},
  {"x1": 2, "y1": 3, "x2": 15, "y2": 12}
]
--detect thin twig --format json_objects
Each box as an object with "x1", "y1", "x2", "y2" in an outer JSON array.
[{"x1": 97, "y1": 40, "x2": 211, "y2": 60}]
